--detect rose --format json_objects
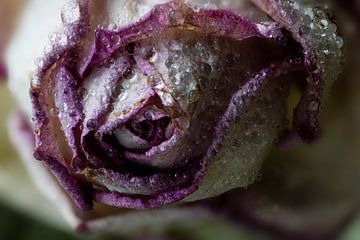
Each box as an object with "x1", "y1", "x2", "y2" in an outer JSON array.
[
  {"x1": 4, "y1": 0, "x2": 346, "y2": 237},
  {"x1": 7, "y1": 0, "x2": 343, "y2": 209},
  {"x1": 27, "y1": 0, "x2": 310, "y2": 210}
]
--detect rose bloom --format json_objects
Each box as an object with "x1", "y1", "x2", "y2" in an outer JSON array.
[{"x1": 1, "y1": 0, "x2": 360, "y2": 239}]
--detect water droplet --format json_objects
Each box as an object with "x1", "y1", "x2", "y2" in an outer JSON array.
[
  {"x1": 192, "y1": 5, "x2": 200, "y2": 12},
  {"x1": 198, "y1": 62, "x2": 212, "y2": 75},
  {"x1": 335, "y1": 36, "x2": 344, "y2": 48},
  {"x1": 149, "y1": 178, "x2": 156, "y2": 185},
  {"x1": 49, "y1": 108, "x2": 59, "y2": 117},
  {"x1": 61, "y1": 0, "x2": 81, "y2": 25},
  {"x1": 168, "y1": 10, "x2": 178, "y2": 25},
  {"x1": 313, "y1": 6, "x2": 326, "y2": 19},
  {"x1": 109, "y1": 35, "x2": 120, "y2": 44},
  {"x1": 69, "y1": 111, "x2": 77, "y2": 117},
  {"x1": 119, "y1": 90, "x2": 128, "y2": 101},
  {"x1": 327, "y1": 23, "x2": 337, "y2": 33},
  {"x1": 197, "y1": 76, "x2": 208, "y2": 89},
  {"x1": 303, "y1": 15, "x2": 312, "y2": 25},
  {"x1": 180, "y1": 71, "x2": 192, "y2": 85},
  {"x1": 59, "y1": 34, "x2": 69, "y2": 47},
  {"x1": 108, "y1": 23, "x2": 117, "y2": 30},
  {"x1": 48, "y1": 32, "x2": 57, "y2": 42},
  {"x1": 125, "y1": 43, "x2": 135, "y2": 55},
  {"x1": 168, "y1": 40, "x2": 183, "y2": 51},
  {"x1": 189, "y1": 89, "x2": 200, "y2": 103},
  {"x1": 299, "y1": 25, "x2": 311, "y2": 35},
  {"x1": 87, "y1": 119, "x2": 97, "y2": 130},
  {"x1": 38, "y1": 59, "x2": 45, "y2": 68},
  {"x1": 165, "y1": 57, "x2": 175, "y2": 68},
  {"x1": 225, "y1": 54, "x2": 239, "y2": 67},
  {"x1": 122, "y1": 68, "x2": 134, "y2": 79},
  {"x1": 44, "y1": 43, "x2": 53, "y2": 55},
  {"x1": 325, "y1": 9, "x2": 333, "y2": 19},
  {"x1": 143, "y1": 111, "x2": 153, "y2": 120},
  {"x1": 139, "y1": 46, "x2": 155, "y2": 60},
  {"x1": 34, "y1": 128, "x2": 41, "y2": 136},
  {"x1": 309, "y1": 101, "x2": 319, "y2": 111},
  {"x1": 31, "y1": 77, "x2": 41, "y2": 88},
  {"x1": 168, "y1": 66, "x2": 178, "y2": 80},
  {"x1": 320, "y1": 19, "x2": 329, "y2": 28}
]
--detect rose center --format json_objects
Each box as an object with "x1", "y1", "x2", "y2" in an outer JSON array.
[{"x1": 126, "y1": 117, "x2": 171, "y2": 145}]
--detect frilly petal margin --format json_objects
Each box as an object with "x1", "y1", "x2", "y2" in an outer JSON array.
[
  {"x1": 7, "y1": 110, "x2": 86, "y2": 228},
  {"x1": 30, "y1": 0, "x2": 92, "y2": 210},
  {"x1": 81, "y1": 1, "x2": 267, "y2": 74},
  {"x1": 187, "y1": 58, "x2": 304, "y2": 201}
]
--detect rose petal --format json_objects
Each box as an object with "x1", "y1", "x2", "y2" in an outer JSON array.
[{"x1": 251, "y1": 0, "x2": 344, "y2": 142}]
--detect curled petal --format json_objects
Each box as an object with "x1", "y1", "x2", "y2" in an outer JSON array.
[{"x1": 251, "y1": 0, "x2": 344, "y2": 141}]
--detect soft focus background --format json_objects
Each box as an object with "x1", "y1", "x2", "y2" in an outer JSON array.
[
  {"x1": 1, "y1": 0, "x2": 360, "y2": 239},
  {"x1": 0, "y1": 86, "x2": 87, "y2": 239}
]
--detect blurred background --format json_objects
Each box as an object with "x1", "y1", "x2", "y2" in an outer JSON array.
[
  {"x1": 1, "y1": 0, "x2": 360, "y2": 239},
  {"x1": 0, "y1": 82, "x2": 87, "y2": 239}
]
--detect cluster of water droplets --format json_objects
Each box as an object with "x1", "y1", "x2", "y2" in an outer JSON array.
[
  {"x1": 32, "y1": 0, "x2": 88, "y2": 89},
  {"x1": 114, "y1": 68, "x2": 150, "y2": 112},
  {"x1": 61, "y1": 0, "x2": 82, "y2": 25},
  {"x1": 299, "y1": 6, "x2": 343, "y2": 54},
  {"x1": 165, "y1": 39, "x2": 214, "y2": 99},
  {"x1": 189, "y1": 79, "x2": 290, "y2": 200},
  {"x1": 299, "y1": 4, "x2": 344, "y2": 123},
  {"x1": 263, "y1": 0, "x2": 344, "y2": 130},
  {"x1": 144, "y1": 28, "x2": 243, "y2": 114},
  {"x1": 280, "y1": 2, "x2": 343, "y2": 70}
]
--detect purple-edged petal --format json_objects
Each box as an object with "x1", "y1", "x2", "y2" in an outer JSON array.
[
  {"x1": 29, "y1": 0, "x2": 92, "y2": 209},
  {"x1": 251, "y1": 0, "x2": 344, "y2": 142},
  {"x1": 38, "y1": 156, "x2": 93, "y2": 210},
  {"x1": 188, "y1": 58, "x2": 304, "y2": 200},
  {"x1": 7, "y1": 109, "x2": 90, "y2": 222}
]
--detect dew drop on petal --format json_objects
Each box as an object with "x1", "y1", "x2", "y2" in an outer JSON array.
[
  {"x1": 122, "y1": 68, "x2": 134, "y2": 79},
  {"x1": 61, "y1": 0, "x2": 81, "y2": 25},
  {"x1": 309, "y1": 101, "x2": 319, "y2": 111},
  {"x1": 139, "y1": 46, "x2": 155, "y2": 60},
  {"x1": 87, "y1": 119, "x2": 97, "y2": 130},
  {"x1": 335, "y1": 37, "x2": 344, "y2": 48},
  {"x1": 180, "y1": 71, "x2": 192, "y2": 86}
]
